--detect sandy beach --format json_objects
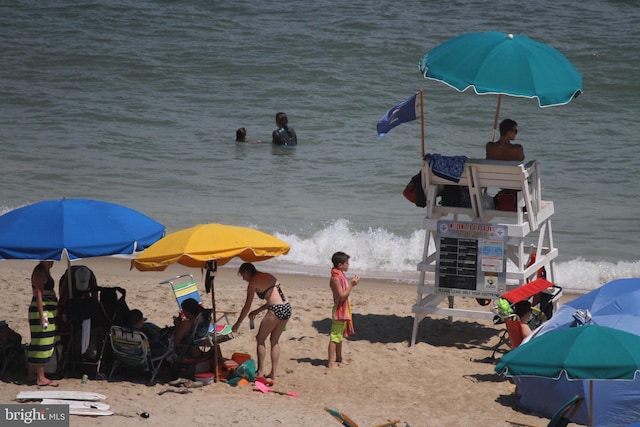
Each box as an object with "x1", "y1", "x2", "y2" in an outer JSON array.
[{"x1": 0, "y1": 258, "x2": 579, "y2": 426}]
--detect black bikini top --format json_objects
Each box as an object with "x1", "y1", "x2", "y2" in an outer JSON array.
[
  {"x1": 256, "y1": 283, "x2": 277, "y2": 300},
  {"x1": 256, "y1": 282, "x2": 284, "y2": 300},
  {"x1": 43, "y1": 276, "x2": 55, "y2": 291}
]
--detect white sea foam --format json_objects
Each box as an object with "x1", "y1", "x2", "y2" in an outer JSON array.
[{"x1": 264, "y1": 219, "x2": 640, "y2": 294}]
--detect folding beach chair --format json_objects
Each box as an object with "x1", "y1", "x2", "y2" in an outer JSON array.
[
  {"x1": 161, "y1": 274, "x2": 236, "y2": 382},
  {"x1": 491, "y1": 278, "x2": 562, "y2": 357},
  {"x1": 507, "y1": 395, "x2": 584, "y2": 427},
  {"x1": 108, "y1": 325, "x2": 174, "y2": 385},
  {"x1": 172, "y1": 309, "x2": 235, "y2": 382},
  {"x1": 174, "y1": 309, "x2": 234, "y2": 357},
  {"x1": 324, "y1": 407, "x2": 404, "y2": 427},
  {"x1": 160, "y1": 274, "x2": 235, "y2": 324}
]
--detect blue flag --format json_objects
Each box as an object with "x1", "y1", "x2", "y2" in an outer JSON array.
[{"x1": 376, "y1": 93, "x2": 419, "y2": 138}]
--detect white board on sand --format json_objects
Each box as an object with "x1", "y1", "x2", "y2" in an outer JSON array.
[
  {"x1": 41, "y1": 400, "x2": 113, "y2": 417},
  {"x1": 16, "y1": 390, "x2": 107, "y2": 402},
  {"x1": 40, "y1": 399, "x2": 111, "y2": 411},
  {"x1": 67, "y1": 407, "x2": 113, "y2": 416}
]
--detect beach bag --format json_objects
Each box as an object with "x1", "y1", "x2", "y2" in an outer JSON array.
[
  {"x1": 438, "y1": 186, "x2": 471, "y2": 208},
  {"x1": 0, "y1": 321, "x2": 21, "y2": 346},
  {"x1": 494, "y1": 189, "x2": 517, "y2": 211},
  {"x1": 44, "y1": 342, "x2": 63, "y2": 376},
  {"x1": 99, "y1": 286, "x2": 129, "y2": 326},
  {"x1": 402, "y1": 172, "x2": 426, "y2": 207},
  {"x1": 234, "y1": 359, "x2": 256, "y2": 382}
]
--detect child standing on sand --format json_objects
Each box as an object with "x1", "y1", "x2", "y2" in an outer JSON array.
[{"x1": 328, "y1": 251, "x2": 359, "y2": 368}]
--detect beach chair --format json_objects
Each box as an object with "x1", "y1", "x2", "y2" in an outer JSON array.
[
  {"x1": 324, "y1": 407, "x2": 404, "y2": 427},
  {"x1": 507, "y1": 395, "x2": 583, "y2": 427},
  {"x1": 108, "y1": 325, "x2": 174, "y2": 385},
  {"x1": 172, "y1": 309, "x2": 235, "y2": 382},
  {"x1": 160, "y1": 274, "x2": 235, "y2": 324},
  {"x1": 175, "y1": 309, "x2": 234, "y2": 358},
  {"x1": 490, "y1": 278, "x2": 561, "y2": 358}
]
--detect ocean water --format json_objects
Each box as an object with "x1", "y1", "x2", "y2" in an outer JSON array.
[{"x1": 2, "y1": 0, "x2": 639, "y2": 294}]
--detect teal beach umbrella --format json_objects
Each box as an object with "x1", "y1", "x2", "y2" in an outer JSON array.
[
  {"x1": 419, "y1": 31, "x2": 582, "y2": 139},
  {"x1": 495, "y1": 325, "x2": 640, "y2": 427}
]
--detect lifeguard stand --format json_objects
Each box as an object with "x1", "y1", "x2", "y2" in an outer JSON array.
[{"x1": 410, "y1": 158, "x2": 559, "y2": 345}]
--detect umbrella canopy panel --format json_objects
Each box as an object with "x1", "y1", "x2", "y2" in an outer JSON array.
[
  {"x1": 419, "y1": 31, "x2": 582, "y2": 107},
  {"x1": 496, "y1": 325, "x2": 640, "y2": 427},
  {"x1": 132, "y1": 223, "x2": 290, "y2": 271},
  {"x1": 535, "y1": 278, "x2": 640, "y2": 336},
  {"x1": 496, "y1": 325, "x2": 640, "y2": 380},
  {"x1": 0, "y1": 198, "x2": 165, "y2": 261}
]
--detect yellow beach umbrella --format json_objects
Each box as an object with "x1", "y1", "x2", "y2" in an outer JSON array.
[
  {"x1": 132, "y1": 223, "x2": 290, "y2": 382},
  {"x1": 131, "y1": 223, "x2": 290, "y2": 272}
]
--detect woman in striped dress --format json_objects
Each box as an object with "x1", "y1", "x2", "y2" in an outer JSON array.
[{"x1": 27, "y1": 260, "x2": 58, "y2": 386}]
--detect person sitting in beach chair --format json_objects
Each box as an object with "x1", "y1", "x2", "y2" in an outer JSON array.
[
  {"x1": 505, "y1": 300, "x2": 533, "y2": 348},
  {"x1": 492, "y1": 277, "x2": 561, "y2": 354},
  {"x1": 172, "y1": 298, "x2": 212, "y2": 358},
  {"x1": 127, "y1": 309, "x2": 170, "y2": 358}
]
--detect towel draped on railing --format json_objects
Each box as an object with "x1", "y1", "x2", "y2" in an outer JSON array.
[{"x1": 425, "y1": 153, "x2": 468, "y2": 183}]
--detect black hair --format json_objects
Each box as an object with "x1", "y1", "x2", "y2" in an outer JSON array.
[
  {"x1": 181, "y1": 298, "x2": 205, "y2": 317},
  {"x1": 499, "y1": 119, "x2": 517, "y2": 137},
  {"x1": 331, "y1": 251, "x2": 350, "y2": 268},
  {"x1": 275, "y1": 112, "x2": 288, "y2": 130},
  {"x1": 513, "y1": 300, "x2": 532, "y2": 318},
  {"x1": 236, "y1": 127, "x2": 247, "y2": 142},
  {"x1": 238, "y1": 262, "x2": 258, "y2": 277}
]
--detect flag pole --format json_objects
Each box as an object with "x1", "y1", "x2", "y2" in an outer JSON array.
[{"x1": 420, "y1": 88, "x2": 425, "y2": 159}]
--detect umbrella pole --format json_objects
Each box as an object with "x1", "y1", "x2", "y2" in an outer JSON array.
[
  {"x1": 208, "y1": 260, "x2": 219, "y2": 383},
  {"x1": 208, "y1": 260, "x2": 217, "y2": 325},
  {"x1": 492, "y1": 94, "x2": 502, "y2": 141},
  {"x1": 589, "y1": 380, "x2": 593, "y2": 427},
  {"x1": 420, "y1": 88, "x2": 425, "y2": 159},
  {"x1": 65, "y1": 254, "x2": 73, "y2": 300}
]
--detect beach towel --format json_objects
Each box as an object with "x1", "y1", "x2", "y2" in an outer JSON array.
[
  {"x1": 425, "y1": 153, "x2": 467, "y2": 183},
  {"x1": 331, "y1": 268, "x2": 354, "y2": 337},
  {"x1": 27, "y1": 295, "x2": 58, "y2": 364}
]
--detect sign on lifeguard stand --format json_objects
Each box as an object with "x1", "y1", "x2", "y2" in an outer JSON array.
[{"x1": 435, "y1": 220, "x2": 508, "y2": 299}]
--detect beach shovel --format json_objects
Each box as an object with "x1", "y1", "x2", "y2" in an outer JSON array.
[{"x1": 253, "y1": 380, "x2": 299, "y2": 397}]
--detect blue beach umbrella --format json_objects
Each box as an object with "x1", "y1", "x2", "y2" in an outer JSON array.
[
  {"x1": 0, "y1": 198, "x2": 165, "y2": 261},
  {"x1": 419, "y1": 31, "x2": 582, "y2": 139}
]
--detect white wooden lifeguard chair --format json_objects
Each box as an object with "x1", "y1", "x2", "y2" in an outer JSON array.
[{"x1": 410, "y1": 158, "x2": 560, "y2": 345}]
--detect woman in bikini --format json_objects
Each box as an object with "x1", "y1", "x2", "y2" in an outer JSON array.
[{"x1": 232, "y1": 262, "x2": 292, "y2": 382}]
